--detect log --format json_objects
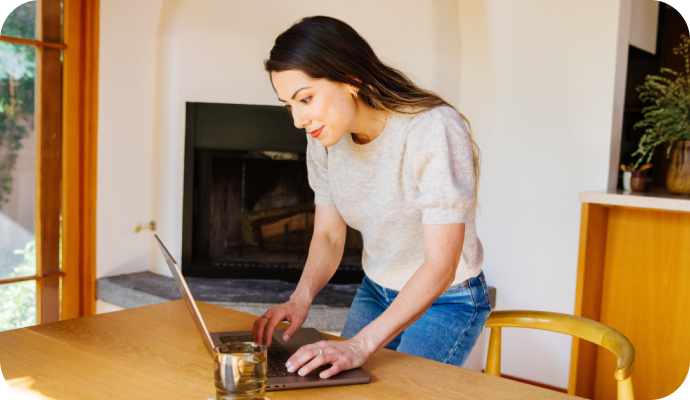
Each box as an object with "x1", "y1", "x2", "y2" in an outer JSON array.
[
  {"x1": 260, "y1": 213, "x2": 315, "y2": 240},
  {"x1": 244, "y1": 202, "x2": 314, "y2": 222}
]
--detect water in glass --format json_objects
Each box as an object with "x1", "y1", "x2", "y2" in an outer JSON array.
[{"x1": 214, "y1": 342, "x2": 267, "y2": 400}]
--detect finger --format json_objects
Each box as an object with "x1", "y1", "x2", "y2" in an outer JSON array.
[
  {"x1": 254, "y1": 310, "x2": 280, "y2": 344},
  {"x1": 252, "y1": 316, "x2": 261, "y2": 342},
  {"x1": 297, "y1": 353, "x2": 332, "y2": 377},
  {"x1": 286, "y1": 344, "x2": 323, "y2": 373},
  {"x1": 252, "y1": 314, "x2": 270, "y2": 344},
  {"x1": 319, "y1": 362, "x2": 344, "y2": 379},
  {"x1": 282, "y1": 314, "x2": 305, "y2": 342},
  {"x1": 264, "y1": 313, "x2": 286, "y2": 348}
]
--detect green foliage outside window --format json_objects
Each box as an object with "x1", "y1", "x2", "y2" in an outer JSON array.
[
  {"x1": 0, "y1": 1, "x2": 36, "y2": 206},
  {"x1": 633, "y1": 35, "x2": 690, "y2": 168},
  {"x1": 0, "y1": 1, "x2": 35, "y2": 39},
  {"x1": 0, "y1": 240, "x2": 37, "y2": 331}
]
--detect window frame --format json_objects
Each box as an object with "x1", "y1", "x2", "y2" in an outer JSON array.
[{"x1": 0, "y1": 0, "x2": 99, "y2": 324}]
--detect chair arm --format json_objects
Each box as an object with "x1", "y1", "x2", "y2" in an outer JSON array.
[
  {"x1": 601, "y1": 330, "x2": 635, "y2": 381},
  {"x1": 486, "y1": 311, "x2": 636, "y2": 381}
]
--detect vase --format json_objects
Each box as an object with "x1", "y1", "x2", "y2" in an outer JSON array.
[
  {"x1": 623, "y1": 171, "x2": 632, "y2": 191},
  {"x1": 631, "y1": 170, "x2": 646, "y2": 191},
  {"x1": 667, "y1": 140, "x2": 690, "y2": 194}
]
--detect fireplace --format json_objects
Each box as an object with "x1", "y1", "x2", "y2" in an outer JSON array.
[{"x1": 182, "y1": 103, "x2": 364, "y2": 283}]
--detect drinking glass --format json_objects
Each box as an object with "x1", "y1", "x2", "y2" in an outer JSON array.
[{"x1": 213, "y1": 342, "x2": 267, "y2": 400}]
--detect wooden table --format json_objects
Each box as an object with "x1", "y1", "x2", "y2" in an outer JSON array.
[{"x1": 0, "y1": 300, "x2": 578, "y2": 399}]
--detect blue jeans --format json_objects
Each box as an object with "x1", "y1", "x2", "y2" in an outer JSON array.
[{"x1": 341, "y1": 271, "x2": 492, "y2": 367}]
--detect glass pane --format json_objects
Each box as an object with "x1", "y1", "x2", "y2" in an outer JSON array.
[
  {"x1": 0, "y1": 1, "x2": 36, "y2": 40},
  {"x1": 0, "y1": 280, "x2": 36, "y2": 331},
  {"x1": 0, "y1": 41, "x2": 36, "y2": 280}
]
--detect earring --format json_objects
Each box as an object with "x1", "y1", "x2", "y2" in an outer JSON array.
[{"x1": 352, "y1": 91, "x2": 358, "y2": 98}]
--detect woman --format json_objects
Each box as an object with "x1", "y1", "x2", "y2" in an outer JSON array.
[{"x1": 252, "y1": 16, "x2": 491, "y2": 379}]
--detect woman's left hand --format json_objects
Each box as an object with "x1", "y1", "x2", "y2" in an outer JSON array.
[{"x1": 285, "y1": 338, "x2": 372, "y2": 379}]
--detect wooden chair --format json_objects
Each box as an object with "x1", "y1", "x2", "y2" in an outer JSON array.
[{"x1": 485, "y1": 310, "x2": 635, "y2": 400}]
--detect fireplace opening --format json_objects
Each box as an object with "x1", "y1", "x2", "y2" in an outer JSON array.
[{"x1": 182, "y1": 102, "x2": 364, "y2": 283}]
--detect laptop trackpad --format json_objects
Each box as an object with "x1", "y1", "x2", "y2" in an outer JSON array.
[
  {"x1": 274, "y1": 328, "x2": 332, "y2": 376},
  {"x1": 274, "y1": 328, "x2": 326, "y2": 347}
]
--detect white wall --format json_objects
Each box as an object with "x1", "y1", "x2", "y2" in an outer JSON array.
[
  {"x1": 97, "y1": 0, "x2": 651, "y2": 389},
  {"x1": 147, "y1": 0, "x2": 462, "y2": 276},
  {"x1": 457, "y1": 0, "x2": 627, "y2": 388},
  {"x1": 97, "y1": 0, "x2": 162, "y2": 278}
]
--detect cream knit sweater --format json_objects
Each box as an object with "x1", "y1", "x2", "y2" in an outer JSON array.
[{"x1": 306, "y1": 106, "x2": 483, "y2": 291}]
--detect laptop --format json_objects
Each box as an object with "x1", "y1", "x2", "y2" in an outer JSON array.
[{"x1": 154, "y1": 234, "x2": 371, "y2": 391}]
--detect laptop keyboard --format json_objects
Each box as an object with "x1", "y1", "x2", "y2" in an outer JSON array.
[{"x1": 219, "y1": 335, "x2": 297, "y2": 378}]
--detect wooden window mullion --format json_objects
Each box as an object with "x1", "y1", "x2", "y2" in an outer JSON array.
[
  {"x1": 61, "y1": 0, "x2": 99, "y2": 319},
  {"x1": 35, "y1": 0, "x2": 63, "y2": 324}
]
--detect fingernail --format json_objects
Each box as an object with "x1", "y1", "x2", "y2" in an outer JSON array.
[
  {"x1": 320, "y1": 372, "x2": 327, "y2": 379},
  {"x1": 287, "y1": 365, "x2": 294, "y2": 373},
  {"x1": 285, "y1": 361, "x2": 291, "y2": 367},
  {"x1": 283, "y1": 334, "x2": 290, "y2": 341},
  {"x1": 298, "y1": 368, "x2": 306, "y2": 376}
]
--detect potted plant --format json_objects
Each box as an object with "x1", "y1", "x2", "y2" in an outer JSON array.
[{"x1": 633, "y1": 35, "x2": 690, "y2": 194}]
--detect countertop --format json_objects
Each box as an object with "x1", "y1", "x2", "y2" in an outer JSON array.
[{"x1": 579, "y1": 189, "x2": 690, "y2": 212}]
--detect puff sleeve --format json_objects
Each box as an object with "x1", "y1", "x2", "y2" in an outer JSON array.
[
  {"x1": 306, "y1": 135, "x2": 336, "y2": 207},
  {"x1": 409, "y1": 107, "x2": 476, "y2": 224}
]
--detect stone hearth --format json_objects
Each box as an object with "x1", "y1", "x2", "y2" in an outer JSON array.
[
  {"x1": 96, "y1": 272, "x2": 358, "y2": 332},
  {"x1": 97, "y1": 272, "x2": 496, "y2": 333}
]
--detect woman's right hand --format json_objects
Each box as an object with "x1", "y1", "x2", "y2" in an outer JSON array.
[{"x1": 252, "y1": 297, "x2": 311, "y2": 347}]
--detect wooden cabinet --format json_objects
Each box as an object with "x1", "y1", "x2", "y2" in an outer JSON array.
[{"x1": 568, "y1": 191, "x2": 690, "y2": 400}]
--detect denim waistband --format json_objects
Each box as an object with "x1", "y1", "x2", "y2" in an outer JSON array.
[{"x1": 365, "y1": 270, "x2": 485, "y2": 301}]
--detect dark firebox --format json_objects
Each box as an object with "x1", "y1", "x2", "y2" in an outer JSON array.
[{"x1": 182, "y1": 103, "x2": 363, "y2": 283}]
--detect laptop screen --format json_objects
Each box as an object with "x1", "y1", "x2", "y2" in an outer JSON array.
[{"x1": 155, "y1": 235, "x2": 216, "y2": 356}]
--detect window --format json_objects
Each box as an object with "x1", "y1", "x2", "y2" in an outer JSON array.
[{"x1": 0, "y1": 0, "x2": 98, "y2": 330}]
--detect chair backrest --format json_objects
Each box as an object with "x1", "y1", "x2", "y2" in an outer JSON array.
[{"x1": 484, "y1": 310, "x2": 635, "y2": 400}]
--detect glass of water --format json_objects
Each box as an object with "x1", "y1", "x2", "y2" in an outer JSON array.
[{"x1": 213, "y1": 342, "x2": 267, "y2": 400}]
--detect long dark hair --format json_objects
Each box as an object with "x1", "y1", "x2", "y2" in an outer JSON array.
[{"x1": 265, "y1": 16, "x2": 480, "y2": 210}]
